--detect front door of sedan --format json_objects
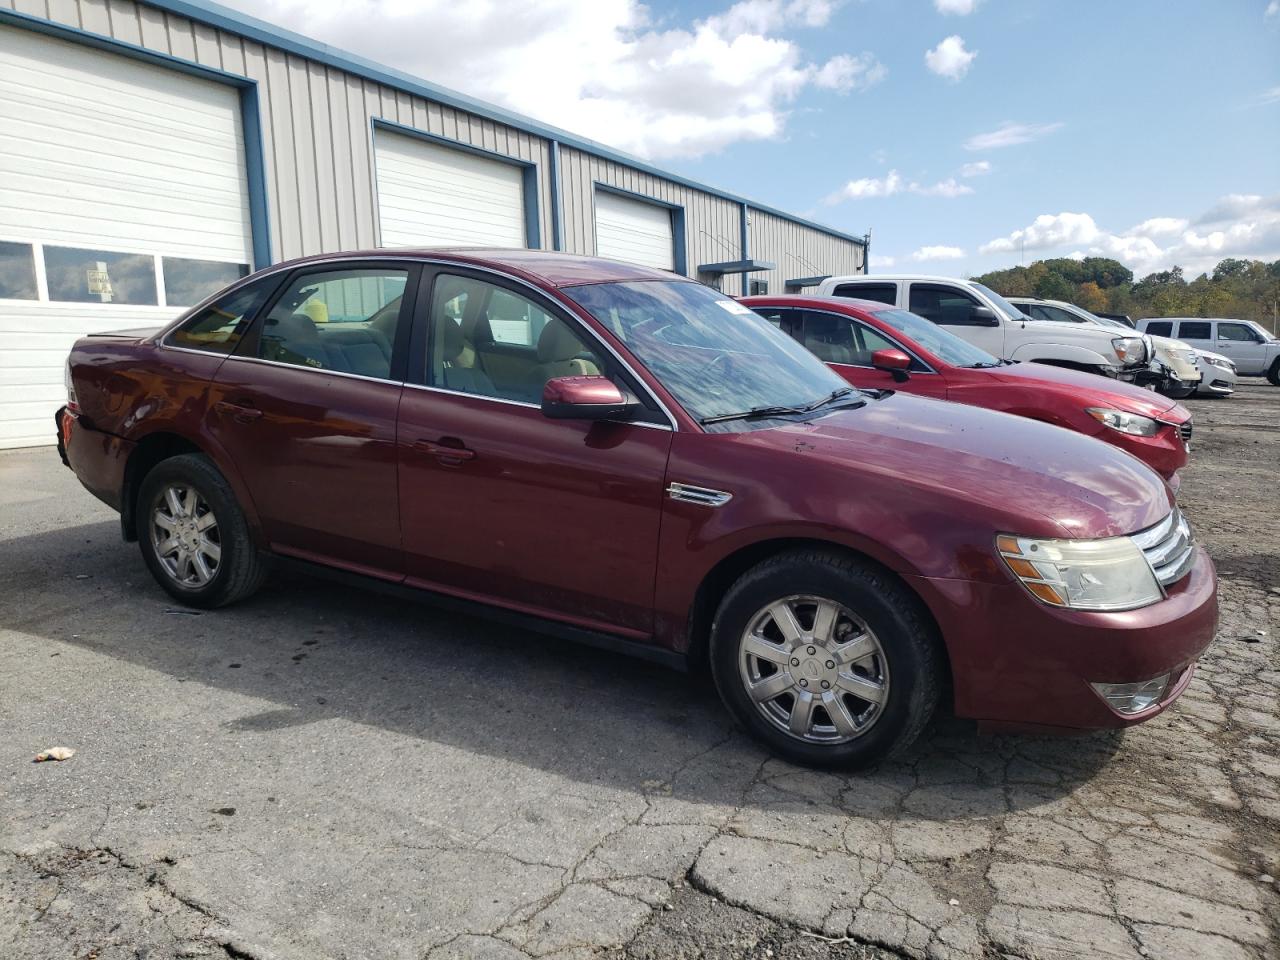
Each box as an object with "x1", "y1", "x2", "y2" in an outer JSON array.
[
  {"x1": 208, "y1": 263, "x2": 418, "y2": 577},
  {"x1": 396, "y1": 269, "x2": 673, "y2": 637}
]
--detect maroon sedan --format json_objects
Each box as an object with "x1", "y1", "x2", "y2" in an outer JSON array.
[
  {"x1": 743, "y1": 295, "x2": 1192, "y2": 487},
  {"x1": 58, "y1": 250, "x2": 1217, "y2": 767}
]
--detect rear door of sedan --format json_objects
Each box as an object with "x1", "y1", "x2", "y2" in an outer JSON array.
[
  {"x1": 208, "y1": 260, "x2": 419, "y2": 577},
  {"x1": 394, "y1": 266, "x2": 674, "y2": 636}
]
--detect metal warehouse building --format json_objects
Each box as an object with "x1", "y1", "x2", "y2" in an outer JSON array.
[{"x1": 0, "y1": 0, "x2": 868, "y2": 449}]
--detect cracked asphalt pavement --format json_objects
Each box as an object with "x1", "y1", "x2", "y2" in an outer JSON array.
[{"x1": 2, "y1": 383, "x2": 1277, "y2": 960}]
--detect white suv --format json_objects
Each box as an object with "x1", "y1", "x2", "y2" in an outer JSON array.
[
  {"x1": 1137, "y1": 318, "x2": 1280, "y2": 385},
  {"x1": 816, "y1": 275, "x2": 1150, "y2": 381}
]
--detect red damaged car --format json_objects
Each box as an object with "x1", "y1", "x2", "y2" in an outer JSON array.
[
  {"x1": 743, "y1": 295, "x2": 1193, "y2": 488},
  {"x1": 59, "y1": 250, "x2": 1217, "y2": 767}
]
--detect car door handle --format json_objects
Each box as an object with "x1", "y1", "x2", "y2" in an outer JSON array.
[
  {"x1": 215, "y1": 400, "x2": 263, "y2": 423},
  {"x1": 414, "y1": 438, "x2": 476, "y2": 462}
]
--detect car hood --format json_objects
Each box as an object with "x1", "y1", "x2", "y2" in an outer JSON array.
[
  {"x1": 746, "y1": 393, "x2": 1172, "y2": 540},
  {"x1": 980, "y1": 360, "x2": 1181, "y2": 418},
  {"x1": 1015, "y1": 317, "x2": 1124, "y2": 343}
]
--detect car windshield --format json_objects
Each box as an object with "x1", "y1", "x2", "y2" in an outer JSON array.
[
  {"x1": 563, "y1": 280, "x2": 856, "y2": 428},
  {"x1": 970, "y1": 283, "x2": 1025, "y2": 321},
  {"x1": 867, "y1": 307, "x2": 1001, "y2": 368}
]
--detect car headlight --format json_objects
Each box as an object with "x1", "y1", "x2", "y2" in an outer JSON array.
[
  {"x1": 1112, "y1": 337, "x2": 1146, "y2": 364},
  {"x1": 1085, "y1": 407, "x2": 1161, "y2": 437},
  {"x1": 996, "y1": 534, "x2": 1163, "y2": 611},
  {"x1": 1206, "y1": 356, "x2": 1235, "y2": 371}
]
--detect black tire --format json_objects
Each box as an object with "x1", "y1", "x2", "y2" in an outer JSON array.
[
  {"x1": 709, "y1": 549, "x2": 943, "y2": 769},
  {"x1": 136, "y1": 453, "x2": 267, "y2": 608},
  {"x1": 1161, "y1": 383, "x2": 1196, "y2": 400},
  {"x1": 1267, "y1": 358, "x2": 1280, "y2": 387}
]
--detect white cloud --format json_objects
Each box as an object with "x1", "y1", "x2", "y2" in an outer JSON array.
[
  {"x1": 935, "y1": 0, "x2": 979, "y2": 13},
  {"x1": 825, "y1": 169, "x2": 974, "y2": 203},
  {"x1": 1267, "y1": 1, "x2": 1279, "y2": 18},
  {"x1": 911, "y1": 245, "x2": 965, "y2": 261},
  {"x1": 959, "y1": 160, "x2": 991, "y2": 177},
  {"x1": 826, "y1": 170, "x2": 903, "y2": 201},
  {"x1": 812, "y1": 53, "x2": 887, "y2": 92},
  {"x1": 924, "y1": 35, "x2": 976, "y2": 80},
  {"x1": 980, "y1": 212, "x2": 1102, "y2": 254},
  {"x1": 978, "y1": 193, "x2": 1280, "y2": 276},
  {"x1": 911, "y1": 177, "x2": 973, "y2": 198},
  {"x1": 1261, "y1": 86, "x2": 1280, "y2": 104},
  {"x1": 873, "y1": 254, "x2": 897, "y2": 267},
  {"x1": 1128, "y1": 217, "x2": 1189, "y2": 238},
  {"x1": 216, "y1": 0, "x2": 874, "y2": 159},
  {"x1": 963, "y1": 121, "x2": 1064, "y2": 150}
]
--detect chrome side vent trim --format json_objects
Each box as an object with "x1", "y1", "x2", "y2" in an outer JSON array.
[
  {"x1": 1178, "y1": 419, "x2": 1193, "y2": 444},
  {"x1": 667, "y1": 482, "x2": 733, "y2": 507}
]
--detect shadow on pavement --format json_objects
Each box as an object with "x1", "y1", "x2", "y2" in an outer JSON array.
[{"x1": 1, "y1": 517, "x2": 1122, "y2": 817}]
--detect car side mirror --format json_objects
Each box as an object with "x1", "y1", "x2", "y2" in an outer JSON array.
[
  {"x1": 541, "y1": 376, "x2": 638, "y2": 421},
  {"x1": 971, "y1": 305, "x2": 1000, "y2": 326},
  {"x1": 870, "y1": 348, "x2": 912, "y2": 382}
]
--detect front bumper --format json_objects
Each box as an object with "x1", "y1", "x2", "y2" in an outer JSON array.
[
  {"x1": 1091, "y1": 419, "x2": 1190, "y2": 484},
  {"x1": 912, "y1": 545, "x2": 1218, "y2": 732}
]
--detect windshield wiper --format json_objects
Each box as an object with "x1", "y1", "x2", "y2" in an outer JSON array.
[
  {"x1": 967, "y1": 361, "x2": 1002, "y2": 368},
  {"x1": 700, "y1": 404, "x2": 807, "y2": 426},
  {"x1": 802, "y1": 387, "x2": 860, "y2": 412}
]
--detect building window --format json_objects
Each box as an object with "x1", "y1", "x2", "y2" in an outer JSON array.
[
  {"x1": 163, "y1": 257, "x2": 250, "y2": 307},
  {"x1": 0, "y1": 242, "x2": 38, "y2": 300},
  {"x1": 44, "y1": 246, "x2": 157, "y2": 305},
  {"x1": 749, "y1": 279, "x2": 769, "y2": 296}
]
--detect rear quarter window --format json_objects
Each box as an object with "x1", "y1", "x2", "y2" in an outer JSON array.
[
  {"x1": 1144, "y1": 321, "x2": 1174, "y2": 337},
  {"x1": 167, "y1": 277, "x2": 276, "y2": 354},
  {"x1": 833, "y1": 283, "x2": 896, "y2": 305}
]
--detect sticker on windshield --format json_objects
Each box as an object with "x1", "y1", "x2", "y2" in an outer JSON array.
[{"x1": 716, "y1": 300, "x2": 754, "y2": 315}]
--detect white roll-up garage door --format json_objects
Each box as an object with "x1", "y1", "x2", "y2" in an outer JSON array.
[
  {"x1": 374, "y1": 131, "x2": 527, "y2": 249},
  {"x1": 593, "y1": 190, "x2": 675, "y2": 271},
  {"x1": 0, "y1": 26, "x2": 253, "y2": 449}
]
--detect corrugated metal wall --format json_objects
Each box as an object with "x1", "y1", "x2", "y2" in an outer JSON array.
[
  {"x1": 5, "y1": 0, "x2": 864, "y2": 283},
  {"x1": 748, "y1": 208, "x2": 865, "y2": 294},
  {"x1": 557, "y1": 146, "x2": 744, "y2": 287}
]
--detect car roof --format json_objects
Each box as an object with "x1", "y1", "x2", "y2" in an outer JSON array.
[
  {"x1": 825, "y1": 274, "x2": 981, "y2": 284},
  {"x1": 262, "y1": 248, "x2": 686, "y2": 289}
]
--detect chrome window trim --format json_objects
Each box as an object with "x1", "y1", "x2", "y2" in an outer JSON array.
[
  {"x1": 801, "y1": 307, "x2": 939, "y2": 375},
  {"x1": 158, "y1": 253, "x2": 681, "y2": 431},
  {"x1": 220, "y1": 352, "x2": 403, "y2": 386},
  {"x1": 402, "y1": 382, "x2": 673, "y2": 431}
]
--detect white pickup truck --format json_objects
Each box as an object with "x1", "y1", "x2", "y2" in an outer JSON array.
[{"x1": 815, "y1": 275, "x2": 1151, "y2": 381}]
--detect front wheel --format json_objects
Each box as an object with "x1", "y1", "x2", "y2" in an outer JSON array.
[
  {"x1": 136, "y1": 453, "x2": 267, "y2": 608},
  {"x1": 709, "y1": 550, "x2": 943, "y2": 768},
  {"x1": 1267, "y1": 358, "x2": 1280, "y2": 387}
]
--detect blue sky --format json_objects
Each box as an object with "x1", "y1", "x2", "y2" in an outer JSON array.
[{"x1": 230, "y1": 0, "x2": 1280, "y2": 279}]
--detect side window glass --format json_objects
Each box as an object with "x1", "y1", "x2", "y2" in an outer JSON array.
[
  {"x1": 1145, "y1": 321, "x2": 1173, "y2": 337},
  {"x1": 1217, "y1": 323, "x2": 1258, "y2": 343},
  {"x1": 834, "y1": 283, "x2": 896, "y2": 305},
  {"x1": 429, "y1": 274, "x2": 603, "y2": 404},
  {"x1": 1175, "y1": 321, "x2": 1208, "y2": 339},
  {"x1": 909, "y1": 286, "x2": 978, "y2": 325},
  {"x1": 259, "y1": 269, "x2": 408, "y2": 378},
  {"x1": 800, "y1": 312, "x2": 857, "y2": 364},
  {"x1": 168, "y1": 278, "x2": 275, "y2": 354}
]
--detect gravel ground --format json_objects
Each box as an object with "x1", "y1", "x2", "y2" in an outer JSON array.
[{"x1": 1, "y1": 381, "x2": 1277, "y2": 960}]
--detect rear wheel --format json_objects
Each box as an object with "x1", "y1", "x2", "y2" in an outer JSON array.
[
  {"x1": 709, "y1": 549, "x2": 943, "y2": 768},
  {"x1": 136, "y1": 454, "x2": 266, "y2": 608}
]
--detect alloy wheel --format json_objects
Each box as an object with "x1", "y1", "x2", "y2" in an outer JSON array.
[
  {"x1": 150, "y1": 484, "x2": 221, "y2": 587},
  {"x1": 738, "y1": 594, "x2": 890, "y2": 744}
]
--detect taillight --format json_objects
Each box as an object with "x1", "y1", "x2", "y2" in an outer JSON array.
[{"x1": 65, "y1": 359, "x2": 80, "y2": 415}]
